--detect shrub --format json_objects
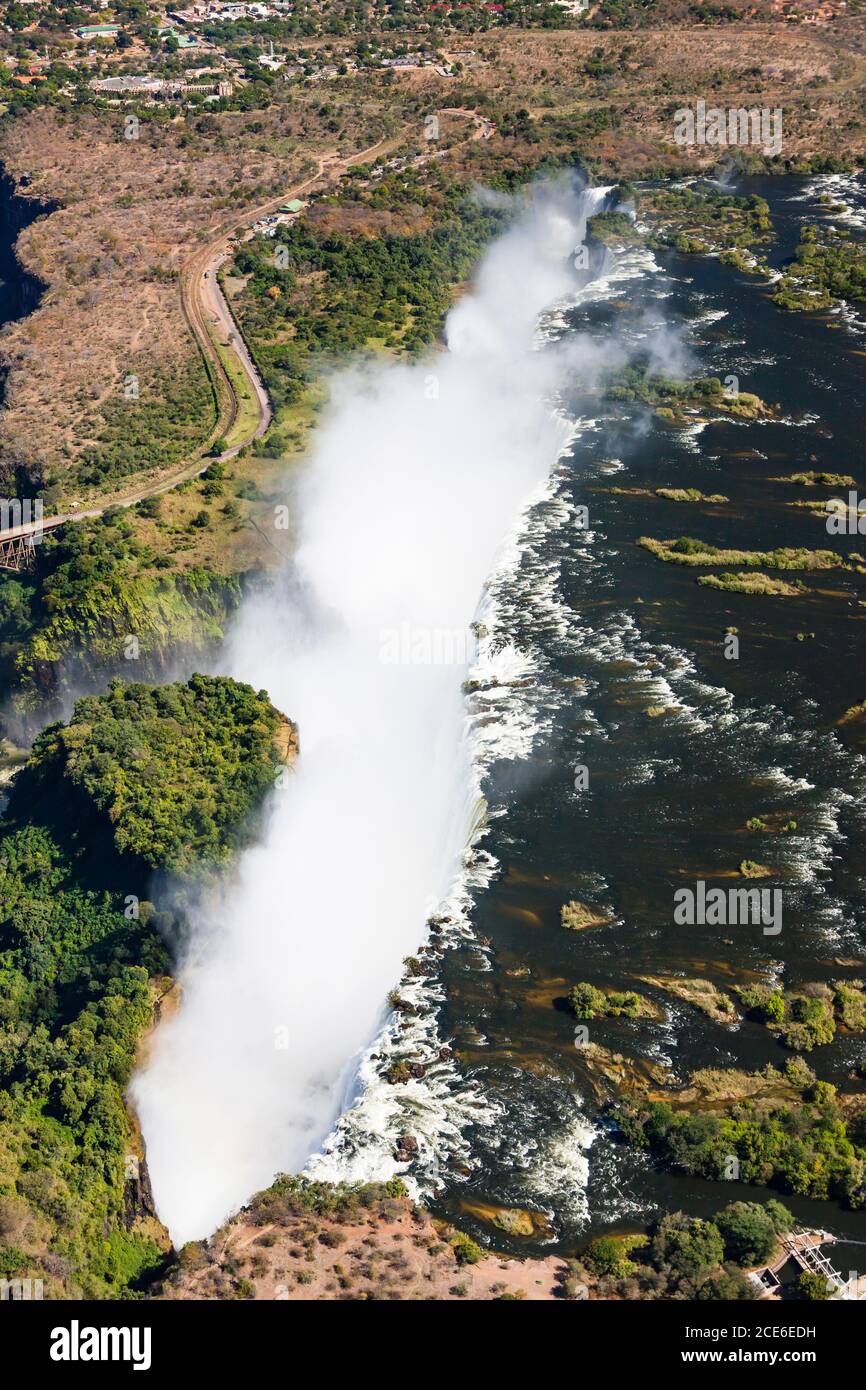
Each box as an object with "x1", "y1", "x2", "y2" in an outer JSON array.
[
  {"x1": 451, "y1": 1232, "x2": 482, "y2": 1266},
  {"x1": 797, "y1": 1271, "x2": 834, "y2": 1300},
  {"x1": 715, "y1": 1202, "x2": 779, "y2": 1266},
  {"x1": 571, "y1": 982, "x2": 608, "y2": 1019},
  {"x1": 650, "y1": 1213, "x2": 725, "y2": 1284}
]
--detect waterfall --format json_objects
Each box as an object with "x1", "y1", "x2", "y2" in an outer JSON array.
[{"x1": 131, "y1": 176, "x2": 613, "y2": 1246}]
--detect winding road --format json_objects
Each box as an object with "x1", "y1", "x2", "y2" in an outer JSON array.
[{"x1": 0, "y1": 112, "x2": 491, "y2": 562}]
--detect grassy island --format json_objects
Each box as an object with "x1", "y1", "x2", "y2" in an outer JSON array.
[
  {"x1": 772, "y1": 224, "x2": 866, "y2": 313},
  {"x1": 735, "y1": 980, "x2": 866, "y2": 1053},
  {"x1": 636, "y1": 187, "x2": 774, "y2": 272},
  {"x1": 638, "y1": 536, "x2": 863, "y2": 574},
  {"x1": 607, "y1": 368, "x2": 772, "y2": 422},
  {"x1": 612, "y1": 1064, "x2": 866, "y2": 1210}
]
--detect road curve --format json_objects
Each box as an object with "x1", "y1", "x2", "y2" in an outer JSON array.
[
  {"x1": 3, "y1": 114, "x2": 491, "y2": 544},
  {"x1": 1, "y1": 137, "x2": 402, "y2": 544}
]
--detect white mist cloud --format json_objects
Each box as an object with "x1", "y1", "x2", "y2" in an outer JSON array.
[{"x1": 131, "y1": 177, "x2": 623, "y2": 1246}]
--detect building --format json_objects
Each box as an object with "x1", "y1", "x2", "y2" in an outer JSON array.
[
  {"x1": 259, "y1": 40, "x2": 285, "y2": 71},
  {"x1": 92, "y1": 75, "x2": 163, "y2": 94},
  {"x1": 73, "y1": 23, "x2": 121, "y2": 38}
]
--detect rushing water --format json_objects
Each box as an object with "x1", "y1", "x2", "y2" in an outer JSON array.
[
  {"x1": 133, "y1": 177, "x2": 618, "y2": 1245},
  {"x1": 308, "y1": 173, "x2": 866, "y2": 1256}
]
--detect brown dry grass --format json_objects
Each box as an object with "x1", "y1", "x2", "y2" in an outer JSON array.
[
  {"x1": 1, "y1": 22, "x2": 864, "y2": 498},
  {"x1": 159, "y1": 1194, "x2": 569, "y2": 1302},
  {"x1": 0, "y1": 90, "x2": 401, "y2": 492}
]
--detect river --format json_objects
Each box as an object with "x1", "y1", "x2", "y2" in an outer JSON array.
[{"x1": 307, "y1": 172, "x2": 866, "y2": 1260}]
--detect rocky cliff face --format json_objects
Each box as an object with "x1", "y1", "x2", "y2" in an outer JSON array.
[
  {"x1": 273, "y1": 712, "x2": 300, "y2": 764},
  {"x1": 0, "y1": 166, "x2": 54, "y2": 487}
]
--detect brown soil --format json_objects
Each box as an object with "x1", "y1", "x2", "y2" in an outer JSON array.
[{"x1": 158, "y1": 1195, "x2": 569, "y2": 1301}]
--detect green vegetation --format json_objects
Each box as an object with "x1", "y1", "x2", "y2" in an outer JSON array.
[
  {"x1": 451, "y1": 1231, "x2": 483, "y2": 1266},
  {"x1": 736, "y1": 980, "x2": 866, "y2": 1052},
  {"x1": 571, "y1": 981, "x2": 644, "y2": 1019},
  {"x1": 745, "y1": 816, "x2": 797, "y2": 833},
  {"x1": 573, "y1": 1199, "x2": 793, "y2": 1300},
  {"x1": 4, "y1": 511, "x2": 241, "y2": 707},
  {"x1": 797, "y1": 1271, "x2": 834, "y2": 1300},
  {"x1": 27, "y1": 674, "x2": 292, "y2": 876},
  {"x1": 639, "y1": 536, "x2": 862, "y2": 573},
  {"x1": 772, "y1": 224, "x2": 866, "y2": 313},
  {"x1": 231, "y1": 168, "x2": 509, "y2": 414},
  {"x1": 715, "y1": 1199, "x2": 793, "y2": 1266},
  {"x1": 698, "y1": 572, "x2": 806, "y2": 597},
  {"x1": 739, "y1": 858, "x2": 771, "y2": 878},
  {"x1": 637, "y1": 188, "x2": 774, "y2": 269},
  {"x1": 0, "y1": 675, "x2": 290, "y2": 1296},
  {"x1": 607, "y1": 368, "x2": 768, "y2": 421},
  {"x1": 655, "y1": 487, "x2": 728, "y2": 504},
  {"x1": 772, "y1": 469, "x2": 857, "y2": 488},
  {"x1": 247, "y1": 1173, "x2": 408, "y2": 1225},
  {"x1": 586, "y1": 209, "x2": 643, "y2": 247},
  {"x1": 207, "y1": 323, "x2": 261, "y2": 453},
  {"x1": 584, "y1": 1232, "x2": 647, "y2": 1278},
  {"x1": 612, "y1": 1071, "x2": 866, "y2": 1209},
  {"x1": 0, "y1": 575, "x2": 37, "y2": 690},
  {"x1": 78, "y1": 363, "x2": 214, "y2": 490},
  {"x1": 834, "y1": 981, "x2": 866, "y2": 1032},
  {"x1": 736, "y1": 983, "x2": 787, "y2": 1025}
]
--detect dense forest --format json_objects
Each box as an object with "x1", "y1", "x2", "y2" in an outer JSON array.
[
  {"x1": 231, "y1": 168, "x2": 510, "y2": 417},
  {"x1": 0, "y1": 675, "x2": 292, "y2": 1296},
  {"x1": 0, "y1": 510, "x2": 241, "y2": 712},
  {"x1": 613, "y1": 1071, "x2": 866, "y2": 1210}
]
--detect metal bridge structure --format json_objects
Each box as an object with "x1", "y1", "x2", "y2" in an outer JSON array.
[
  {"x1": 0, "y1": 515, "x2": 65, "y2": 571},
  {"x1": 750, "y1": 1229, "x2": 866, "y2": 1300}
]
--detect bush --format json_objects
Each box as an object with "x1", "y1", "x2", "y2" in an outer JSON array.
[
  {"x1": 797, "y1": 1271, "x2": 834, "y2": 1300},
  {"x1": 571, "y1": 982, "x2": 608, "y2": 1019},
  {"x1": 715, "y1": 1202, "x2": 779, "y2": 1267},
  {"x1": 653, "y1": 1214, "x2": 725, "y2": 1282},
  {"x1": 585, "y1": 1234, "x2": 643, "y2": 1278},
  {"x1": 611, "y1": 1083, "x2": 866, "y2": 1210},
  {"x1": 451, "y1": 1232, "x2": 482, "y2": 1266}
]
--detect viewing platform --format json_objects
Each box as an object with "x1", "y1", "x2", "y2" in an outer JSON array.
[{"x1": 749, "y1": 1228, "x2": 866, "y2": 1300}]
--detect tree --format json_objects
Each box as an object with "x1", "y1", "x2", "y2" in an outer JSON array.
[
  {"x1": 570, "y1": 982, "x2": 607, "y2": 1018},
  {"x1": 715, "y1": 1202, "x2": 779, "y2": 1267},
  {"x1": 798, "y1": 1271, "x2": 834, "y2": 1301},
  {"x1": 698, "y1": 1265, "x2": 760, "y2": 1300},
  {"x1": 651, "y1": 1213, "x2": 725, "y2": 1285}
]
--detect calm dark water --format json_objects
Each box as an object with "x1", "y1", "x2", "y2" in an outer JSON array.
[{"x1": 432, "y1": 174, "x2": 866, "y2": 1255}]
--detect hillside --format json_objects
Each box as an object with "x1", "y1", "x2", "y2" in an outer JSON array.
[
  {"x1": 0, "y1": 675, "x2": 296, "y2": 1298},
  {"x1": 1, "y1": 20, "x2": 864, "y2": 500}
]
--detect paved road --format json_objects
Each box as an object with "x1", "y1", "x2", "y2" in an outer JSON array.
[
  {"x1": 0, "y1": 137, "x2": 401, "y2": 546},
  {"x1": 200, "y1": 258, "x2": 272, "y2": 445},
  {"x1": 1, "y1": 113, "x2": 491, "y2": 547}
]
